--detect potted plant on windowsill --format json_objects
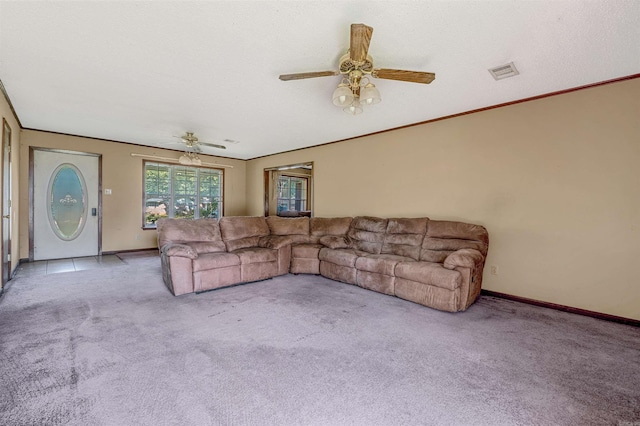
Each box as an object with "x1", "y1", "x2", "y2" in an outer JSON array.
[{"x1": 145, "y1": 204, "x2": 167, "y2": 225}]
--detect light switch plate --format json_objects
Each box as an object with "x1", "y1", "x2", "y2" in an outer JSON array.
[{"x1": 104, "y1": 189, "x2": 112, "y2": 195}]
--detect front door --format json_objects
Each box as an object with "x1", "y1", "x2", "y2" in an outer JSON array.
[{"x1": 32, "y1": 149, "x2": 100, "y2": 260}]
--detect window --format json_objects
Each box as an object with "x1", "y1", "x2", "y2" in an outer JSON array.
[
  {"x1": 143, "y1": 162, "x2": 223, "y2": 227},
  {"x1": 277, "y1": 175, "x2": 308, "y2": 214}
]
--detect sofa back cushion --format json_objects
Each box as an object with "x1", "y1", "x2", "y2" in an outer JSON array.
[
  {"x1": 157, "y1": 218, "x2": 225, "y2": 251},
  {"x1": 219, "y1": 216, "x2": 270, "y2": 252},
  {"x1": 347, "y1": 216, "x2": 389, "y2": 254},
  {"x1": 309, "y1": 217, "x2": 353, "y2": 244},
  {"x1": 420, "y1": 220, "x2": 489, "y2": 263},
  {"x1": 381, "y1": 218, "x2": 428, "y2": 260},
  {"x1": 266, "y1": 216, "x2": 310, "y2": 244}
]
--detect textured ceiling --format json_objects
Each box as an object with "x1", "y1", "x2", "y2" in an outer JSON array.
[{"x1": 1, "y1": 1, "x2": 638, "y2": 160}]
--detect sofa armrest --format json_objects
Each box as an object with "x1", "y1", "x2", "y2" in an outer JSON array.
[
  {"x1": 258, "y1": 235, "x2": 293, "y2": 249},
  {"x1": 443, "y1": 248, "x2": 486, "y2": 311},
  {"x1": 319, "y1": 235, "x2": 351, "y2": 249},
  {"x1": 161, "y1": 243, "x2": 198, "y2": 259},
  {"x1": 443, "y1": 249, "x2": 484, "y2": 270}
]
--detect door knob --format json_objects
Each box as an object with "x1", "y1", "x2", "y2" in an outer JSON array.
[{"x1": 2, "y1": 215, "x2": 9, "y2": 219}]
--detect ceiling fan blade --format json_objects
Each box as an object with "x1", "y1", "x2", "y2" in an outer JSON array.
[
  {"x1": 373, "y1": 68, "x2": 435, "y2": 84},
  {"x1": 200, "y1": 142, "x2": 227, "y2": 150},
  {"x1": 350, "y1": 24, "x2": 373, "y2": 63},
  {"x1": 279, "y1": 71, "x2": 339, "y2": 81}
]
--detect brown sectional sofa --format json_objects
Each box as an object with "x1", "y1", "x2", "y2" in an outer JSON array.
[{"x1": 157, "y1": 215, "x2": 488, "y2": 312}]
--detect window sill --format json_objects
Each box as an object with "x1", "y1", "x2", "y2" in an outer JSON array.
[{"x1": 142, "y1": 225, "x2": 158, "y2": 230}]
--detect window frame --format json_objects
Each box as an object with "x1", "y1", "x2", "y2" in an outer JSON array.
[{"x1": 142, "y1": 160, "x2": 224, "y2": 229}]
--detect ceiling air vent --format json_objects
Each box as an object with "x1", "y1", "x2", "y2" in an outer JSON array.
[{"x1": 489, "y1": 62, "x2": 519, "y2": 80}]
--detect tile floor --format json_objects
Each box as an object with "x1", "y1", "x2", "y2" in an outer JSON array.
[{"x1": 15, "y1": 255, "x2": 126, "y2": 277}]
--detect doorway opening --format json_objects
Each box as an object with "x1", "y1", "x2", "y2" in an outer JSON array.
[{"x1": 263, "y1": 162, "x2": 313, "y2": 217}]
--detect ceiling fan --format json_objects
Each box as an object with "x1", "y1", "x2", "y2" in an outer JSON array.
[
  {"x1": 279, "y1": 23, "x2": 435, "y2": 115},
  {"x1": 173, "y1": 132, "x2": 226, "y2": 151},
  {"x1": 170, "y1": 132, "x2": 226, "y2": 166}
]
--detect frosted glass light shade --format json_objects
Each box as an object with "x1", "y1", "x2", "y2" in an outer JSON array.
[
  {"x1": 343, "y1": 100, "x2": 363, "y2": 115},
  {"x1": 359, "y1": 83, "x2": 381, "y2": 105},
  {"x1": 332, "y1": 84, "x2": 354, "y2": 107}
]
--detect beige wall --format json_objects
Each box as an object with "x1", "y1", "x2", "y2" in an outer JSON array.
[
  {"x1": 246, "y1": 78, "x2": 640, "y2": 320},
  {"x1": 0, "y1": 92, "x2": 21, "y2": 282},
  {"x1": 19, "y1": 131, "x2": 247, "y2": 257}
]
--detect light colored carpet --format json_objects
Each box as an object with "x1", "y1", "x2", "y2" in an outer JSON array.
[{"x1": 0, "y1": 255, "x2": 639, "y2": 425}]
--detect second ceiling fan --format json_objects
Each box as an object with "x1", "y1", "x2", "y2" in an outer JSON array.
[
  {"x1": 279, "y1": 23, "x2": 435, "y2": 114},
  {"x1": 170, "y1": 132, "x2": 226, "y2": 165},
  {"x1": 174, "y1": 132, "x2": 226, "y2": 151}
]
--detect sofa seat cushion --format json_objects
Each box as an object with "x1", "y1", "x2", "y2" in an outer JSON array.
[
  {"x1": 395, "y1": 261, "x2": 461, "y2": 291},
  {"x1": 292, "y1": 243, "x2": 322, "y2": 258},
  {"x1": 319, "y1": 248, "x2": 367, "y2": 268},
  {"x1": 193, "y1": 252, "x2": 241, "y2": 272},
  {"x1": 232, "y1": 247, "x2": 277, "y2": 264},
  {"x1": 356, "y1": 254, "x2": 415, "y2": 276}
]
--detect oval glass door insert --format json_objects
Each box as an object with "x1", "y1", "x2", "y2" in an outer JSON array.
[{"x1": 47, "y1": 163, "x2": 88, "y2": 241}]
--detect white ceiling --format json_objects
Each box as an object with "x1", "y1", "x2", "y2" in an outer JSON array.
[{"x1": 1, "y1": 1, "x2": 638, "y2": 160}]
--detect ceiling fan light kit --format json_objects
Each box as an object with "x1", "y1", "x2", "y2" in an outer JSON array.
[
  {"x1": 179, "y1": 152, "x2": 202, "y2": 166},
  {"x1": 280, "y1": 23, "x2": 435, "y2": 115},
  {"x1": 332, "y1": 75, "x2": 381, "y2": 115}
]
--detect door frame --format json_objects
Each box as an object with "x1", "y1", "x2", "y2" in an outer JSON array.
[
  {"x1": 29, "y1": 147, "x2": 103, "y2": 261},
  {"x1": 1, "y1": 118, "x2": 12, "y2": 286}
]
